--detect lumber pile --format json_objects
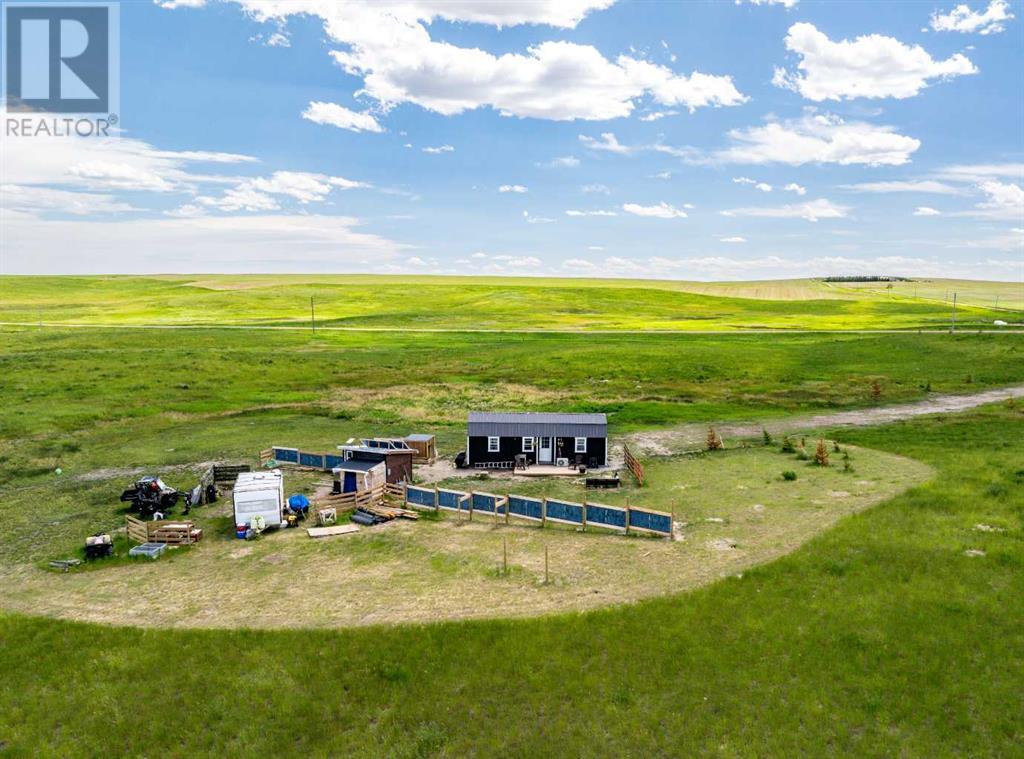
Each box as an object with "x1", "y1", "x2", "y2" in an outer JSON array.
[
  {"x1": 307, "y1": 524, "x2": 360, "y2": 539},
  {"x1": 362, "y1": 504, "x2": 419, "y2": 521}
]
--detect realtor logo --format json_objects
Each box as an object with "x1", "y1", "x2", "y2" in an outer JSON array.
[{"x1": 4, "y1": 3, "x2": 117, "y2": 114}]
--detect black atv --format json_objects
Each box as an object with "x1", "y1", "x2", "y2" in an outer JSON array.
[{"x1": 119, "y1": 476, "x2": 188, "y2": 516}]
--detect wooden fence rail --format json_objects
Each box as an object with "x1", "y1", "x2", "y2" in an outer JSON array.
[
  {"x1": 126, "y1": 515, "x2": 202, "y2": 545},
  {"x1": 623, "y1": 444, "x2": 645, "y2": 486}
]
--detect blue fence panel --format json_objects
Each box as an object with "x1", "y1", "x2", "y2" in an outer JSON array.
[
  {"x1": 273, "y1": 447, "x2": 299, "y2": 463},
  {"x1": 628, "y1": 508, "x2": 673, "y2": 535},
  {"x1": 508, "y1": 495, "x2": 543, "y2": 521},
  {"x1": 324, "y1": 454, "x2": 345, "y2": 470},
  {"x1": 299, "y1": 451, "x2": 325, "y2": 469},
  {"x1": 406, "y1": 486, "x2": 435, "y2": 508},
  {"x1": 437, "y1": 489, "x2": 464, "y2": 510},
  {"x1": 586, "y1": 503, "x2": 627, "y2": 530},
  {"x1": 545, "y1": 499, "x2": 583, "y2": 525},
  {"x1": 472, "y1": 493, "x2": 497, "y2": 513}
]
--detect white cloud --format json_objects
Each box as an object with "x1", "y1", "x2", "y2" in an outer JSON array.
[
  {"x1": 933, "y1": 163, "x2": 1024, "y2": 182},
  {"x1": 582, "y1": 183, "x2": 612, "y2": 194},
  {"x1": 967, "y1": 180, "x2": 1024, "y2": 220},
  {"x1": 2, "y1": 212, "x2": 406, "y2": 273},
  {"x1": 958, "y1": 227, "x2": 1024, "y2": 250},
  {"x1": 841, "y1": 179, "x2": 964, "y2": 194},
  {"x1": 755, "y1": 182, "x2": 773, "y2": 192},
  {"x1": 650, "y1": 171, "x2": 673, "y2": 180},
  {"x1": 538, "y1": 156, "x2": 580, "y2": 168},
  {"x1": 565, "y1": 209, "x2": 617, "y2": 216},
  {"x1": 622, "y1": 201, "x2": 688, "y2": 219},
  {"x1": 301, "y1": 101, "x2": 384, "y2": 133},
  {"x1": 196, "y1": 170, "x2": 368, "y2": 211},
  {"x1": 523, "y1": 210, "x2": 556, "y2": 224},
  {"x1": 773, "y1": 22, "x2": 976, "y2": 101},
  {"x1": 930, "y1": 0, "x2": 1014, "y2": 34},
  {"x1": 716, "y1": 113, "x2": 921, "y2": 166},
  {"x1": 422, "y1": 144, "x2": 455, "y2": 154},
  {"x1": 721, "y1": 197, "x2": 849, "y2": 222},
  {"x1": 0, "y1": 184, "x2": 138, "y2": 216},
  {"x1": 639, "y1": 110, "x2": 678, "y2": 121},
  {"x1": 579, "y1": 132, "x2": 633, "y2": 154},
  {"x1": 732, "y1": 177, "x2": 756, "y2": 185},
  {"x1": 1, "y1": 134, "x2": 255, "y2": 195},
  {"x1": 155, "y1": 0, "x2": 206, "y2": 8},
  {"x1": 499, "y1": 184, "x2": 528, "y2": 193},
  {"x1": 740, "y1": 0, "x2": 799, "y2": 7},
  {"x1": 197, "y1": 186, "x2": 279, "y2": 212},
  {"x1": 212, "y1": 2, "x2": 743, "y2": 122},
  {"x1": 783, "y1": 183, "x2": 806, "y2": 195},
  {"x1": 914, "y1": 206, "x2": 942, "y2": 216},
  {"x1": 719, "y1": 236, "x2": 748, "y2": 243}
]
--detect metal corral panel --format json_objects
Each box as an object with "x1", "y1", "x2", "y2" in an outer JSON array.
[
  {"x1": 586, "y1": 502, "x2": 627, "y2": 530},
  {"x1": 628, "y1": 508, "x2": 672, "y2": 535},
  {"x1": 325, "y1": 454, "x2": 345, "y2": 470},
  {"x1": 273, "y1": 447, "x2": 299, "y2": 463},
  {"x1": 545, "y1": 499, "x2": 584, "y2": 525},
  {"x1": 468, "y1": 412, "x2": 607, "y2": 438},
  {"x1": 406, "y1": 486, "x2": 435, "y2": 508},
  {"x1": 299, "y1": 451, "x2": 325, "y2": 468},
  {"x1": 508, "y1": 495, "x2": 543, "y2": 521},
  {"x1": 437, "y1": 489, "x2": 464, "y2": 510},
  {"x1": 471, "y1": 492, "x2": 497, "y2": 513}
]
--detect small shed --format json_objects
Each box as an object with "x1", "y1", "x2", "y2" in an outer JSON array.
[
  {"x1": 404, "y1": 434, "x2": 437, "y2": 463},
  {"x1": 338, "y1": 445, "x2": 414, "y2": 484},
  {"x1": 332, "y1": 460, "x2": 386, "y2": 494}
]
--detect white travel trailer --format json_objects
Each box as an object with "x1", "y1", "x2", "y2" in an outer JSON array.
[{"x1": 233, "y1": 470, "x2": 285, "y2": 529}]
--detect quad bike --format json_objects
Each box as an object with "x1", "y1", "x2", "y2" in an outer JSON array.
[{"x1": 119, "y1": 476, "x2": 190, "y2": 517}]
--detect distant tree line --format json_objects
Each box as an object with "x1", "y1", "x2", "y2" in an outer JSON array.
[{"x1": 822, "y1": 276, "x2": 913, "y2": 282}]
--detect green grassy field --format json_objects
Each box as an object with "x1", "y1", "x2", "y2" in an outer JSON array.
[
  {"x1": 1, "y1": 274, "x2": 1018, "y2": 330},
  {"x1": 0, "y1": 276, "x2": 1022, "y2": 756}
]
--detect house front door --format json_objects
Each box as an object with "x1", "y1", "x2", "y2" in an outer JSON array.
[{"x1": 538, "y1": 437, "x2": 553, "y2": 464}]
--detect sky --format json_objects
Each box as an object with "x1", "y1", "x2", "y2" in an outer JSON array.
[{"x1": 1, "y1": 0, "x2": 1022, "y2": 281}]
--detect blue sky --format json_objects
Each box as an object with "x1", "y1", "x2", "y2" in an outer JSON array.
[{"x1": 1, "y1": 0, "x2": 1022, "y2": 280}]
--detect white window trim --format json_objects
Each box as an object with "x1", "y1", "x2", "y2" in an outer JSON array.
[
  {"x1": 574, "y1": 437, "x2": 587, "y2": 454},
  {"x1": 522, "y1": 436, "x2": 534, "y2": 453},
  {"x1": 487, "y1": 436, "x2": 500, "y2": 452}
]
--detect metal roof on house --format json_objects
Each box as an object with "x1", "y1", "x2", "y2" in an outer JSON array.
[
  {"x1": 332, "y1": 459, "x2": 385, "y2": 473},
  {"x1": 468, "y1": 412, "x2": 607, "y2": 438}
]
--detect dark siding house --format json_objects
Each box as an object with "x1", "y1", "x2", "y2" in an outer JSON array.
[{"x1": 466, "y1": 412, "x2": 608, "y2": 469}]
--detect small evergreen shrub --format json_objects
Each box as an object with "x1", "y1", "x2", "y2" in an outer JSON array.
[{"x1": 782, "y1": 470, "x2": 797, "y2": 481}]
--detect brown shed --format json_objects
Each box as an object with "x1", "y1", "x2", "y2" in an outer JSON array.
[
  {"x1": 338, "y1": 445, "x2": 414, "y2": 484},
  {"x1": 404, "y1": 434, "x2": 437, "y2": 463}
]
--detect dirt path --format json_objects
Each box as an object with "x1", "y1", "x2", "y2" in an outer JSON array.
[{"x1": 623, "y1": 385, "x2": 1024, "y2": 456}]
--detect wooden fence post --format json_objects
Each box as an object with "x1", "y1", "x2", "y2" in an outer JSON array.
[
  {"x1": 434, "y1": 487, "x2": 439, "y2": 513},
  {"x1": 581, "y1": 500, "x2": 587, "y2": 532},
  {"x1": 469, "y1": 492, "x2": 474, "y2": 522},
  {"x1": 541, "y1": 497, "x2": 547, "y2": 529},
  {"x1": 624, "y1": 496, "x2": 630, "y2": 536},
  {"x1": 505, "y1": 491, "x2": 510, "y2": 525}
]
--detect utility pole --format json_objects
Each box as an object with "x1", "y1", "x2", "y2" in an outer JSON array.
[
  {"x1": 950, "y1": 292, "x2": 957, "y2": 334},
  {"x1": 310, "y1": 295, "x2": 316, "y2": 335}
]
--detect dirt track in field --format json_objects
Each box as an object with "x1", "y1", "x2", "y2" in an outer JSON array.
[{"x1": 623, "y1": 385, "x2": 1024, "y2": 457}]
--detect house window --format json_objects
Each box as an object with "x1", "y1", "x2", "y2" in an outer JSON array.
[
  {"x1": 488, "y1": 436, "x2": 500, "y2": 452},
  {"x1": 522, "y1": 436, "x2": 535, "y2": 453},
  {"x1": 575, "y1": 437, "x2": 587, "y2": 453}
]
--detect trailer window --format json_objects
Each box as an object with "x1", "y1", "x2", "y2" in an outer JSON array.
[
  {"x1": 575, "y1": 437, "x2": 587, "y2": 453},
  {"x1": 237, "y1": 498, "x2": 278, "y2": 515},
  {"x1": 522, "y1": 437, "x2": 534, "y2": 453},
  {"x1": 488, "y1": 436, "x2": 500, "y2": 452}
]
